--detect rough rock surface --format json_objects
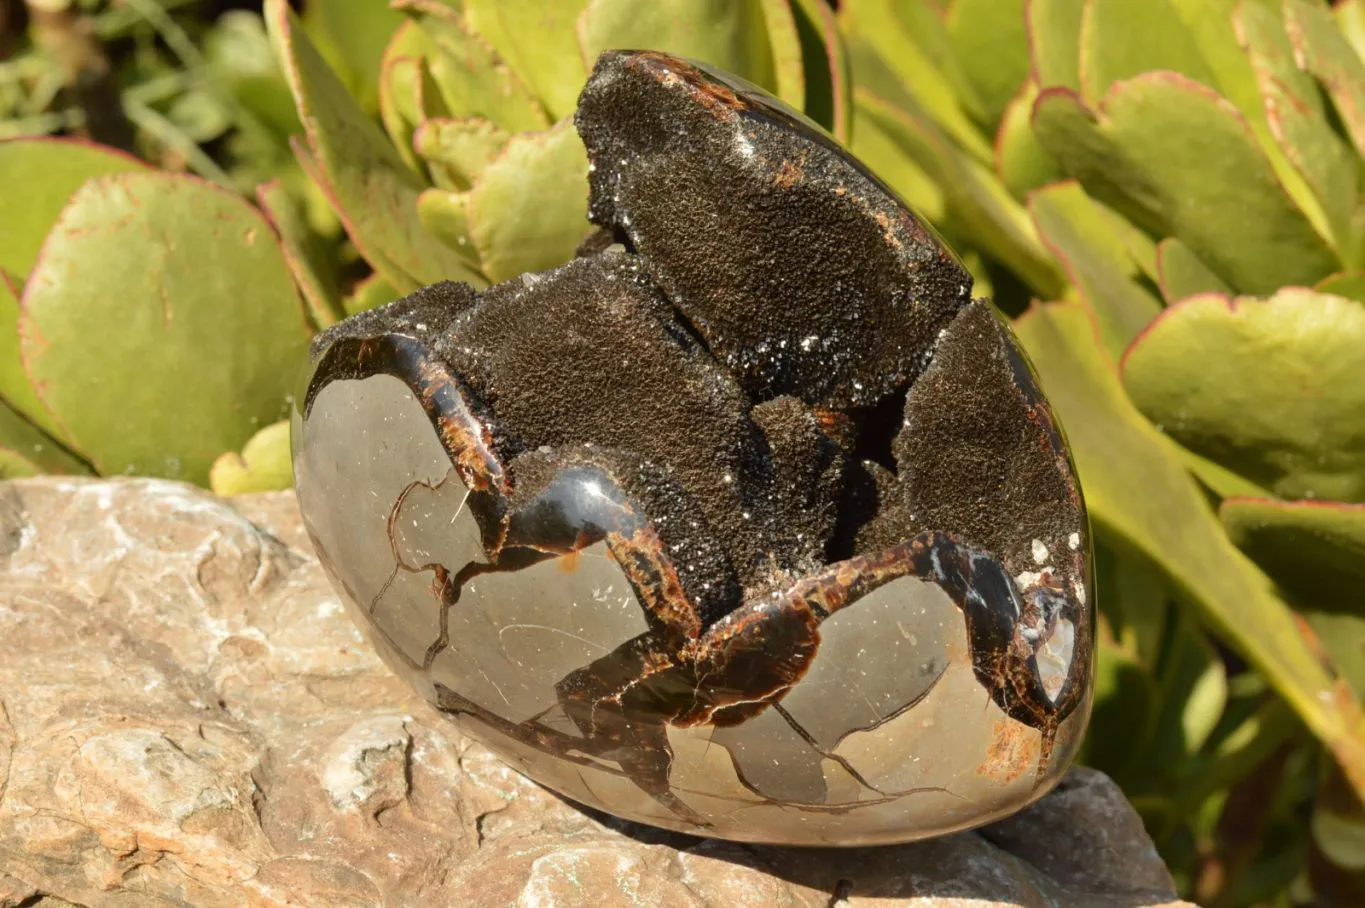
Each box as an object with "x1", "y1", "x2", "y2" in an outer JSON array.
[{"x1": 0, "y1": 477, "x2": 1191, "y2": 908}]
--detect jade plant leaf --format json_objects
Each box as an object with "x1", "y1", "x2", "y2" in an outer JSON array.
[
  {"x1": 1028, "y1": 181, "x2": 1163, "y2": 358},
  {"x1": 1028, "y1": 0, "x2": 1085, "y2": 91},
  {"x1": 0, "y1": 138, "x2": 149, "y2": 280},
  {"x1": 1238, "y1": 1, "x2": 1359, "y2": 262},
  {"x1": 790, "y1": 0, "x2": 851, "y2": 143},
  {"x1": 1012, "y1": 300, "x2": 1365, "y2": 800},
  {"x1": 344, "y1": 273, "x2": 397, "y2": 317},
  {"x1": 267, "y1": 0, "x2": 482, "y2": 294},
  {"x1": 257, "y1": 180, "x2": 344, "y2": 329},
  {"x1": 1224, "y1": 497, "x2": 1365, "y2": 693},
  {"x1": 1223, "y1": 497, "x2": 1365, "y2": 615},
  {"x1": 1159, "y1": 0, "x2": 1337, "y2": 248},
  {"x1": 1155, "y1": 237, "x2": 1230, "y2": 303},
  {"x1": 210, "y1": 419, "x2": 294, "y2": 495},
  {"x1": 848, "y1": 100, "x2": 945, "y2": 222},
  {"x1": 1078, "y1": 0, "x2": 1215, "y2": 105},
  {"x1": 839, "y1": 0, "x2": 993, "y2": 163},
  {"x1": 0, "y1": 271, "x2": 65, "y2": 444},
  {"x1": 756, "y1": 0, "x2": 807, "y2": 114},
  {"x1": 378, "y1": 54, "x2": 427, "y2": 176},
  {"x1": 995, "y1": 80, "x2": 1063, "y2": 199},
  {"x1": 0, "y1": 274, "x2": 86, "y2": 476},
  {"x1": 306, "y1": 0, "x2": 407, "y2": 114},
  {"x1": 1284, "y1": 0, "x2": 1365, "y2": 159},
  {"x1": 1084, "y1": 617, "x2": 1155, "y2": 782},
  {"x1": 1033, "y1": 73, "x2": 1341, "y2": 294},
  {"x1": 396, "y1": 0, "x2": 549, "y2": 133},
  {"x1": 945, "y1": 0, "x2": 1029, "y2": 127},
  {"x1": 466, "y1": 119, "x2": 592, "y2": 283},
  {"x1": 416, "y1": 189, "x2": 481, "y2": 270},
  {"x1": 854, "y1": 89, "x2": 1064, "y2": 298},
  {"x1": 20, "y1": 172, "x2": 310, "y2": 486},
  {"x1": 578, "y1": 0, "x2": 778, "y2": 95},
  {"x1": 377, "y1": 21, "x2": 438, "y2": 175},
  {"x1": 0, "y1": 399, "x2": 88, "y2": 478},
  {"x1": 413, "y1": 118, "x2": 511, "y2": 189},
  {"x1": 1121, "y1": 289, "x2": 1365, "y2": 503},
  {"x1": 1338, "y1": 0, "x2": 1365, "y2": 62},
  {"x1": 1317, "y1": 270, "x2": 1365, "y2": 303},
  {"x1": 461, "y1": 0, "x2": 592, "y2": 121}
]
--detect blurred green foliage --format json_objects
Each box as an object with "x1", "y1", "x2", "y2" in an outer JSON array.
[{"x1": 4, "y1": 2, "x2": 1365, "y2": 905}]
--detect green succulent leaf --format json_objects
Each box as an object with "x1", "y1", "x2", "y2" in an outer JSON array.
[
  {"x1": 578, "y1": 0, "x2": 783, "y2": 102},
  {"x1": 257, "y1": 180, "x2": 344, "y2": 329},
  {"x1": 344, "y1": 272, "x2": 398, "y2": 317},
  {"x1": 1084, "y1": 543, "x2": 1171, "y2": 782},
  {"x1": 1316, "y1": 270, "x2": 1365, "y2": 303},
  {"x1": 1155, "y1": 237, "x2": 1231, "y2": 304},
  {"x1": 790, "y1": 0, "x2": 852, "y2": 143},
  {"x1": 1096, "y1": 543, "x2": 1171, "y2": 679},
  {"x1": 1078, "y1": 0, "x2": 1215, "y2": 105},
  {"x1": 305, "y1": 0, "x2": 407, "y2": 115},
  {"x1": 268, "y1": 0, "x2": 483, "y2": 292},
  {"x1": 1223, "y1": 497, "x2": 1365, "y2": 692},
  {"x1": 1012, "y1": 300, "x2": 1365, "y2": 801},
  {"x1": 1223, "y1": 497, "x2": 1365, "y2": 615},
  {"x1": 0, "y1": 447, "x2": 39, "y2": 479},
  {"x1": 1121, "y1": 289, "x2": 1365, "y2": 503},
  {"x1": 0, "y1": 138, "x2": 150, "y2": 280},
  {"x1": 1028, "y1": 181, "x2": 1163, "y2": 358},
  {"x1": 1084, "y1": 618, "x2": 1156, "y2": 783},
  {"x1": 995, "y1": 80, "x2": 1063, "y2": 199},
  {"x1": 845, "y1": 97, "x2": 944, "y2": 221},
  {"x1": 398, "y1": 0, "x2": 549, "y2": 133},
  {"x1": 416, "y1": 188, "x2": 481, "y2": 269},
  {"x1": 414, "y1": 117, "x2": 511, "y2": 189},
  {"x1": 1238, "y1": 1, "x2": 1360, "y2": 263},
  {"x1": 757, "y1": 0, "x2": 808, "y2": 113},
  {"x1": 0, "y1": 271, "x2": 65, "y2": 445},
  {"x1": 1028, "y1": 0, "x2": 1085, "y2": 91},
  {"x1": 1032, "y1": 73, "x2": 1341, "y2": 294},
  {"x1": 0, "y1": 273, "x2": 86, "y2": 476},
  {"x1": 1284, "y1": 0, "x2": 1365, "y2": 159},
  {"x1": 378, "y1": 22, "x2": 437, "y2": 175},
  {"x1": 378, "y1": 54, "x2": 428, "y2": 176},
  {"x1": 462, "y1": 0, "x2": 592, "y2": 121},
  {"x1": 19, "y1": 172, "x2": 310, "y2": 486},
  {"x1": 0, "y1": 398, "x2": 88, "y2": 478},
  {"x1": 884, "y1": 0, "x2": 991, "y2": 123},
  {"x1": 945, "y1": 0, "x2": 1029, "y2": 128},
  {"x1": 1100, "y1": 202, "x2": 1159, "y2": 281},
  {"x1": 1337, "y1": 0, "x2": 1365, "y2": 62},
  {"x1": 839, "y1": 0, "x2": 992, "y2": 163},
  {"x1": 467, "y1": 119, "x2": 592, "y2": 283},
  {"x1": 1159, "y1": 0, "x2": 1337, "y2": 249},
  {"x1": 854, "y1": 90, "x2": 1064, "y2": 298},
  {"x1": 210, "y1": 419, "x2": 294, "y2": 495}
]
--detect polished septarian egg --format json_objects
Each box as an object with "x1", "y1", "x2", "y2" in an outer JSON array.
[{"x1": 291, "y1": 50, "x2": 1093, "y2": 846}]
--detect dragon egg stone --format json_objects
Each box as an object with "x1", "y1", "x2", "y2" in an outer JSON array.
[{"x1": 291, "y1": 50, "x2": 1093, "y2": 846}]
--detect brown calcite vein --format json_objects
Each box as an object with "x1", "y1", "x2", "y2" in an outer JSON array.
[{"x1": 0, "y1": 476, "x2": 1190, "y2": 907}]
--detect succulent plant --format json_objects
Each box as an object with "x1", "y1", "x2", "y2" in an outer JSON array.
[
  {"x1": 263, "y1": 0, "x2": 851, "y2": 317},
  {"x1": 832, "y1": 0, "x2": 1365, "y2": 902},
  {"x1": 0, "y1": 135, "x2": 310, "y2": 490}
]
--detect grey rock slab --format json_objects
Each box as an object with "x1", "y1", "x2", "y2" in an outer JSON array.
[{"x1": 0, "y1": 477, "x2": 1190, "y2": 908}]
